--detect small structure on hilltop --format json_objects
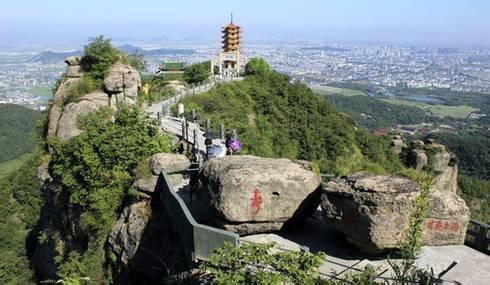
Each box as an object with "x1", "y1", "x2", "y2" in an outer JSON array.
[{"x1": 210, "y1": 14, "x2": 247, "y2": 79}]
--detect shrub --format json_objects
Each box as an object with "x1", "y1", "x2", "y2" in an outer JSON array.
[
  {"x1": 202, "y1": 242, "x2": 325, "y2": 284},
  {"x1": 80, "y1": 36, "x2": 120, "y2": 81}
]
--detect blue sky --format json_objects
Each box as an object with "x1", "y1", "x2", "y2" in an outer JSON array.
[{"x1": 1, "y1": 0, "x2": 489, "y2": 46}]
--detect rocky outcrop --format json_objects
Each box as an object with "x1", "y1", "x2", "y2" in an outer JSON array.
[
  {"x1": 104, "y1": 62, "x2": 141, "y2": 107},
  {"x1": 107, "y1": 153, "x2": 190, "y2": 284},
  {"x1": 193, "y1": 155, "x2": 322, "y2": 235},
  {"x1": 46, "y1": 58, "x2": 141, "y2": 142},
  {"x1": 408, "y1": 139, "x2": 458, "y2": 193}
]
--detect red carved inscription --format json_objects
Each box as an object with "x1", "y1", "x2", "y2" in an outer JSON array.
[{"x1": 250, "y1": 188, "x2": 263, "y2": 215}]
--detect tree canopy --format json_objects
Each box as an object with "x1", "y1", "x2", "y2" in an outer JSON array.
[
  {"x1": 0, "y1": 104, "x2": 40, "y2": 163},
  {"x1": 183, "y1": 61, "x2": 211, "y2": 84},
  {"x1": 245, "y1": 57, "x2": 272, "y2": 77}
]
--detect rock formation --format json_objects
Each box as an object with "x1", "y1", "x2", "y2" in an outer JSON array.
[
  {"x1": 192, "y1": 155, "x2": 322, "y2": 235},
  {"x1": 35, "y1": 56, "x2": 194, "y2": 282},
  {"x1": 321, "y1": 138, "x2": 470, "y2": 254},
  {"x1": 46, "y1": 57, "x2": 141, "y2": 142},
  {"x1": 104, "y1": 62, "x2": 141, "y2": 107},
  {"x1": 390, "y1": 135, "x2": 406, "y2": 155}
]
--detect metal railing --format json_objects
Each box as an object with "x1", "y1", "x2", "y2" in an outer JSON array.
[
  {"x1": 157, "y1": 170, "x2": 239, "y2": 261},
  {"x1": 465, "y1": 219, "x2": 489, "y2": 254}
]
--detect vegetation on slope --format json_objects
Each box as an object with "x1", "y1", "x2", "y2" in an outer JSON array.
[
  {"x1": 46, "y1": 107, "x2": 175, "y2": 281},
  {"x1": 0, "y1": 104, "x2": 40, "y2": 163},
  {"x1": 183, "y1": 58, "x2": 404, "y2": 175},
  {"x1": 0, "y1": 153, "x2": 43, "y2": 284}
]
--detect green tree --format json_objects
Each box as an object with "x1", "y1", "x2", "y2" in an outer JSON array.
[
  {"x1": 183, "y1": 62, "x2": 210, "y2": 84},
  {"x1": 245, "y1": 57, "x2": 271, "y2": 77},
  {"x1": 80, "y1": 36, "x2": 120, "y2": 80}
]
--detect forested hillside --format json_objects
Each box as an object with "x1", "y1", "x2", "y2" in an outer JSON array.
[
  {"x1": 323, "y1": 94, "x2": 428, "y2": 130},
  {"x1": 0, "y1": 154, "x2": 42, "y2": 283},
  {"x1": 0, "y1": 104, "x2": 40, "y2": 163},
  {"x1": 182, "y1": 59, "x2": 404, "y2": 176}
]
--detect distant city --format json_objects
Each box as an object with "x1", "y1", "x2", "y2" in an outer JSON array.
[{"x1": 1, "y1": 41, "x2": 490, "y2": 110}]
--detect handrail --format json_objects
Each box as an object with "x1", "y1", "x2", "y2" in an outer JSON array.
[{"x1": 158, "y1": 170, "x2": 239, "y2": 261}]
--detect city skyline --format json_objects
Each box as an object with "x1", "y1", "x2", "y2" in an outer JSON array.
[{"x1": 1, "y1": 0, "x2": 489, "y2": 46}]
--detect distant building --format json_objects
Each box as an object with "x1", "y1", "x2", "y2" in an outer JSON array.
[{"x1": 210, "y1": 14, "x2": 247, "y2": 79}]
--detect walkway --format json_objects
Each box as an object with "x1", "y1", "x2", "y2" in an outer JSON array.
[{"x1": 241, "y1": 210, "x2": 490, "y2": 284}]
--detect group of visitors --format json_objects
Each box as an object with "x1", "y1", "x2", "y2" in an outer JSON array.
[{"x1": 205, "y1": 131, "x2": 241, "y2": 160}]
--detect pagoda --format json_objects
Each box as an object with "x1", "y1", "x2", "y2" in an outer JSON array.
[{"x1": 211, "y1": 14, "x2": 246, "y2": 79}]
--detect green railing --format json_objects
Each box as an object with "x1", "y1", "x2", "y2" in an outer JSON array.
[
  {"x1": 465, "y1": 219, "x2": 489, "y2": 254},
  {"x1": 157, "y1": 171, "x2": 239, "y2": 261}
]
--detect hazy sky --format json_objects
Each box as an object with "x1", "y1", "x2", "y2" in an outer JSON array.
[{"x1": 1, "y1": 0, "x2": 489, "y2": 46}]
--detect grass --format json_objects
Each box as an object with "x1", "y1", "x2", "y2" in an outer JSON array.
[
  {"x1": 0, "y1": 153, "x2": 32, "y2": 178},
  {"x1": 312, "y1": 85, "x2": 366, "y2": 97},
  {"x1": 381, "y1": 98, "x2": 479, "y2": 118}
]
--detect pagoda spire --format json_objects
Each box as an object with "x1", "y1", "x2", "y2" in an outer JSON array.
[{"x1": 231, "y1": 13, "x2": 233, "y2": 24}]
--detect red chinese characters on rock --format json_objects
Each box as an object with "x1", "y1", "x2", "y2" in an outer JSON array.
[
  {"x1": 426, "y1": 219, "x2": 460, "y2": 233},
  {"x1": 250, "y1": 188, "x2": 263, "y2": 215}
]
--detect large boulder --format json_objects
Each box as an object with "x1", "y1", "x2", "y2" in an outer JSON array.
[
  {"x1": 150, "y1": 153, "x2": 191, "y2": 175},
  {"x1": 104, "y1": 62, "x2": 141, "y2": 107},
  {"x1": 321, "y1": 172, "x2": 470, "y2": 254},
  {"x1": 55, "y1": 91, "x2": 109, "y2": 141},
  {"x1": 193, "y1": 155, "x2": 321, "y2": 234},
  {"x1": 422, "y1": 190, "x2": 470, "y2": 245},
  {"x1": 64, "y1": 56, "x2": 81, "y2": 66},
  {"x1": 321, "y1": 173, "x2": 419, "y2": 254}
]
